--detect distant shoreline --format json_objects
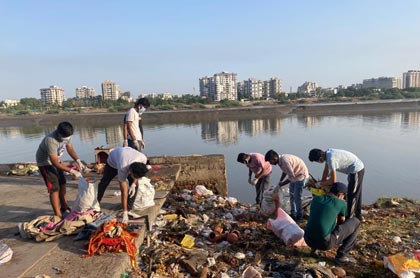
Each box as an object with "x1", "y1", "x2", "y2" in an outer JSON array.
[{"x1": 1, "y1": 99, "x2": 419, "y2": 127}]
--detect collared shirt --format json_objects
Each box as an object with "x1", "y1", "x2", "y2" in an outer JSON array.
[
  {"x1": 326, "y1": 148, "x2": 364, "y2": 174},
  {"x1": 278, "y1": 154, "x2": 309, "y2": 182},
  {"x1": 107, "y1": 147, "x2": 147, "y2": 182},
  {"x1": 247, "y1": 153, "x2": 272, "y2": 177}
]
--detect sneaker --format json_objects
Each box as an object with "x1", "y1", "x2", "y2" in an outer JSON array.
[{"x1": 335, "y1": 255, "x2": 357, "y2": 265}]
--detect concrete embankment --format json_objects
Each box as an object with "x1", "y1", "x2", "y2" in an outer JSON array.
[{"x1": 1, "y1": 99, "x2": 419, "y2": 128}]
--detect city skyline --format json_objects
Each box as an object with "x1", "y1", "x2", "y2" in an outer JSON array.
[{"x1": 1, "y1": 1, "x2": 420, "y2": 100}]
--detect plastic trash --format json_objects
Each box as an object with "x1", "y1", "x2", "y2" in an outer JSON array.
[{"x1": 181, "y1": 234, "x2": 195, "y2": 248}]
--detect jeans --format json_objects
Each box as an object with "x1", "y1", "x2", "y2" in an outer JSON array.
[
  {"x1": 256, "y1": 173, "x2": 271, "y2": 206},
  {"x1": 289, "y1": 179, "x2": 305, "y2": 220}
]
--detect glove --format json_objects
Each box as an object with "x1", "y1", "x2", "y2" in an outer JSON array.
[
  {"x1": 133, "y1": 140, "x2": 140, "y2": 150},
  {"x1": 76, "y1": 159, "x2": 86, "y2": 171},
  {"x1": 69, "y1": 169, "x2": 82, "y2": 178},
  {"x1": 140, "y1": 140, "x2": 145, "y2": 149},
  {"x1": 251, "y1": 178, "x2": 258, "y2": 186},
  {"x1": 123, "y1": 139, "x2": 128, "y2": 147},
  {"x1": 128, "y1": 183, "x2": 136, "y2": 198},
  {"x1": 315, "y1": 181, "x2": 322, "y2": 188},
  {"x1": 122, "y1": 211, "x2": 129, "y2": 224},
  {"x1": 248, "y1": 177, "x2": 252, "y2": 185}
]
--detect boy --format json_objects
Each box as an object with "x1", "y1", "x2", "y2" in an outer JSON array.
[{"x1": 123, "y1": 98, "x2": 150, "y2": 150}]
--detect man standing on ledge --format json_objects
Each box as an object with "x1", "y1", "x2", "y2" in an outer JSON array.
[
  {"x1": 36, "y1": 121, "x2": 85, "y2": 218},
  {"x1": 123, "y1": 98, "x2": 150, "y2": 150},
  {"x1": 308, "y1": 148, "x2": 365, "y2": 220},
  {"x1": 237, "y1": 152, "x2": 272, "y2": 206},
  {"x1": 304, "y1": 182, "x2": 360, "y2": 265}
]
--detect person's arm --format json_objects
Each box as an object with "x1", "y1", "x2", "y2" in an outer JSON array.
[
  {"x1": 337, "y1": 215, "x2": 345, "y2": 224},
  {"x1": 119, "y1": 179, "x2": 129, "y2": 212},
  {"x1": 49, "y1": 153, "x2": 72, "y2": 173},
  {"x1": 321, "y1": 163, "x2": 329, "y2": 181},
  {"x1": 139, "y1": 118, "x2": 144, "y2": 139},
  {"x1": 321, "y1": 168, "x2": 336, "y2": 186},
  {"x1": 254, "y1": 168, "x2": 263, "y2": 179},
  {"x1": 248, "y1": 169, "x2": 252, "y2": 178}
]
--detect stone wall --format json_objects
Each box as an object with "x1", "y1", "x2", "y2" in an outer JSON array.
[{"x1": 149, "y1": 154, "x2": 227, "y2": 196}]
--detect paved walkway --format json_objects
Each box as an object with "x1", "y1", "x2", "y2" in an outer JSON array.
[{"x1": 0, "y1": 164, "x2": 180, "y2": 278}]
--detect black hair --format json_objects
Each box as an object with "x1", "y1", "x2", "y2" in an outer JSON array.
[
  {"x1": 264, "y1": 149, "x2": 279, "y2": 162},
  {"x1": 56, "y1": 122, "x2": 74, "y2": 138},
  {"x1": 129, "y1": 162, "x2": 148, "y2": 178},
  {"x1": 135, "y1": 98, "x2": 150, "y2": 108},
  {"x1": 308, "y1": 148, "x2": 323, "y2": 162},
  {"x1": 237, "y1": 153, "x2": 247, "y2": 163}
]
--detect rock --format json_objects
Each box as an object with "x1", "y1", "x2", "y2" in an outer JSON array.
[{"x1": 331, "y1": 267, "x2": 346, "y2": 277}]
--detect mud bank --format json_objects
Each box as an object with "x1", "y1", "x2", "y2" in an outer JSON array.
[{"x1": 0, "y1": 99, "x2": 419, "y2": 128}]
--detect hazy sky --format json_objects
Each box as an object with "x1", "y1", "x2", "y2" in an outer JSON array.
[{"x1": 1, "y1": 0, "x2": 420, "y2": 100}]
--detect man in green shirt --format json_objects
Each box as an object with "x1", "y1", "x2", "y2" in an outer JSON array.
[{"x1": 304, "y1": 182, "x2": 360, "y2": 264}]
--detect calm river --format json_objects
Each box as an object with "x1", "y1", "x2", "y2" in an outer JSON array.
[{"x1": 1, "y1": 110, "x2": 419, "y2": 205}]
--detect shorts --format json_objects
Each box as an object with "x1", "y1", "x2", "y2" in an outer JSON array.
[{"x1": 39, "y1": 165, "x2": 66, "y2": 193}]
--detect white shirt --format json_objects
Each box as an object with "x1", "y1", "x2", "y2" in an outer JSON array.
[
  {"x1": 326, "y1": 148, "x2": 364, "y2": 174},
  {"x1": 125, "y1": 107, "x2": 142, "y2": 141},
  {"x1": 107, "y1": 147, "x2": 147, "y2": 182}
]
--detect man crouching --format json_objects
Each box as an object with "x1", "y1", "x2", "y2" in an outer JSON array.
[{"x1": 304, "y1": 182, "x2": 360, "y2": 265}]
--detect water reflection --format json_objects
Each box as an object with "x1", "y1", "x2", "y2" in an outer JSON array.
[
  {"x1": 104, "y1": 126, "x2": 123, "y2": 146},
  {"x1": 296, "y1": 115, "x2": 322, "y2": 128}
]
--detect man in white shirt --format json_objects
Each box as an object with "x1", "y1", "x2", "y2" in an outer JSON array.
[
  {"x1": 308, "y1": 148, "x2": 365, "y2": 220},
  {"x1": 123, "y1": 98, "x2": 150, "y2": 150},
  {"x1": 97, "y1": 147, "x2": 148, "y2": 223}
]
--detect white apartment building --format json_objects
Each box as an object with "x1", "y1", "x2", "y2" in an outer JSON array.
[
  {"x1": 244, "y1": 78, "x2": 264, "y2": 99},
  {"x1": 268, "y1": 77, "x2": 282, "y2": 96},
  {"x1": 40, "y1": 85, "x2": 65, "y2": 106},
  {"x1": 403, "y1": 70, "x2": 420, "y2": 89},
  {"x1": 362, "y1": 77, "x2": 402, "y2": 89},
  {"x1": 101, "y1": 80, "x2": 120, "y2": 100},
  {"x1": 297, "y1": 81, "x2": 319, "y2": 94},
  {"x1": 3, "y1": 99, "x2": 20, "y2": 107},
  {"x1": 199, "y1": 72, "x2": 238, "y2": 101},
  {"x1": 76, "y1": 86, "x2": 95, "y2": 98}
]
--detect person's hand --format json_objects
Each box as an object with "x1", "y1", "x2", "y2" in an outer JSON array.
[
  {"x1": 128, "y1": 183, "x2": 136, "y2": 198},
  {"x1": 123, "y1": 139, "x2": 128, "y2": 147},
  {"x1": 140, "y1": 140, "x2": 145, "y2": 149},
  {"x1": 76, "y1": 159, "x2": 86, "y2": 171},
  {"x1": 69, "y1": 169, "x2": 82, "y2": 178},
  {"x1": 251, "y1": 178, "x2": 258, "y2": 186},
  {"x1": 248, "y1": 177, "x2": 252, "y2": 185},
  {"x1": 315, "y1": 181, "x2": 322, "y2": 188},
  {"x1": 122, "y1": 211, "x2": 129, "y2": 224},
  {"x1": 133, "y1": 140, "x2": 140, "y2": 150}
]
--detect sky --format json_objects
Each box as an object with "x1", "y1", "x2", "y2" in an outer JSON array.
[{"x1": 1, "y1": 0, "x2": 420, "y2": 100}]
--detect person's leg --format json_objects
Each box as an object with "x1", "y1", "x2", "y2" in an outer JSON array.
[
  {"x1": 97, "y1": 163, "x2": 118, "y2": 202},
  {"x1": 347, "y1": 169, "x2": 365, "y2": 220},
  {"x1": 294, "y1": 179, "x2": 304, "y2": 220},
  {"x1": 39, "y1": 165, "x2": 62, "y2": 217},
  {"x1": 127, "y1": 139, "x2": 140, "y2": 151},
  {"x1": 332, "y1": 217, "x2": 361, "y2": 258},
  {"x1": 255, "y1": 178, "x2": 264, "y2": 206},
  {"x1": 289, "y1": 182, "x2": 296, "y2": 219},
  {"x1": 57, "y1": 169, "x2": 69, "y2": 211}
]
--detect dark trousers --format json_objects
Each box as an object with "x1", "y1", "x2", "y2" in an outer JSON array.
[
  {"x1": 97, "y1": 163, "x2": 134, "y2": 208},
  {"x1": 347, "y1": 169, "x2": 365, "y2": 220},
  {"x1": 128, "y1": 139, "x2": 142, "y2": 151},
  {"x1": 256, "y1": 173, "x2": 271, "y2": 206},
  {"x1": 304, "y1": 217, "x2": 360, "y2": 257}
]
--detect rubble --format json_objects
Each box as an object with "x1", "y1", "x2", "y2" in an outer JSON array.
[{"x1": 127, "y1": 190, "x2": 420, "y2": 277}]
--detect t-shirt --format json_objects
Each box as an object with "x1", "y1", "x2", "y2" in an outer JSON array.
[
  {"x1": 326, "y1": 148, "x2": 364, "y2": 175},
  {"x1": 125, "y1": 107, "x2": 142, "y2": 141},
  {"x1": 278, "y1": 154, "x2": 309, "y2": 182},
  {"x1": 247, "y1": 153, "x2": 272, "y2": 177},
  {"x1": 107, "y1": 147, "x2": 147, "y2": 182},
  {"x1": 305, "y1": 194, "x2": 347, "y2": 239},
  {"x1": 36, "y1": 131, "x2": 72, "y2": 166}
]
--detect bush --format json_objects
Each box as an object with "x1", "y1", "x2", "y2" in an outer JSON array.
[{"x1": 46, "y1": 109, "x2": 59, "y2": 114}]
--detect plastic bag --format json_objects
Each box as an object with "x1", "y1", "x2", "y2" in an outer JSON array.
[
  {"x1": 267, "y1": 207, "x2": 306, "y2": 247},
  {"x1": 0, "y1": 242, "x2": 13, "y2": 265},
  {"x1": 72, "y1": 177, "x2": 100, "y2": 213},
  {"x1": 261, "y1": 183, "x2": 281, "y2": 216},
  {"x1": 133, "y1": 177, "x2": 155, "y2": 210},
  {"x1": 384, "y1": 252, "x2": 420, "y2": 278}
]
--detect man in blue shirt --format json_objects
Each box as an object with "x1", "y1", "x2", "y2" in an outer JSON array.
[
  {"x1": 304, "y1": 182, "x2": 360, "y2": 265},
  {"x1": 308, "y1": 148, "x2": 365, "y2": 220}
]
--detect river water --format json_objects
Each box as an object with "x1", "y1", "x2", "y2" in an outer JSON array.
[{"x1": 1, "y1": 110, "x2": 419, "y2": 205}]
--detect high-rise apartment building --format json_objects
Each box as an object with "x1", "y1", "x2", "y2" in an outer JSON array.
[
  {"x1": 199, "y1": 77, "x2": 211, "y2": 98},
  {"x1": 40, "y1": 85, "x2": 65, "y2": 106},
  {"x1": 403, "y1": 70, "x2": 420, "y2": 89},
  {"x1": 75, "y1": 86, "x2": 95, "y2": 98},
  {"x1": 101, "y1": 80, "x2": 120, "y2": 100},
  {"x1": 268, "y1": 77, "x2": 282, "y2": 96},
  {"x1": 362, "y1": 77, "x2": 402, "y2": 89},
  {"x1": 297, "y1": 82, "x2": 319, "y2": 94},
  {"x1": 199, "y1": 72, "x2": 238, "y2": 101},
  {"x1": 243, "y1": 78, "x2": 264, "y2": 99}
]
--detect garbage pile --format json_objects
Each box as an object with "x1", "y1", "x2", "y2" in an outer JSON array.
[{"x1": 130, "y1": 187, "x2": 420, "y2": 278}]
